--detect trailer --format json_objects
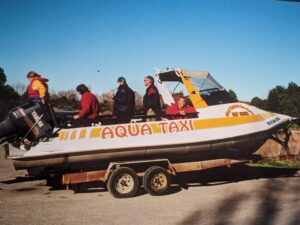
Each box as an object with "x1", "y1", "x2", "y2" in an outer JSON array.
[{"x1": 61, "y1": 158, "x2": 247, "y2": 198}]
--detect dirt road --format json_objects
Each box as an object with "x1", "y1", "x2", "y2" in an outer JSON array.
[{"x1": 0, "y1": 147, "x2": 299, "y2": 225}]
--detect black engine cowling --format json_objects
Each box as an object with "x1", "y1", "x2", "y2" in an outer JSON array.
[{"x1": 0, "y1": 103, "x2": 53, "y2": 143}]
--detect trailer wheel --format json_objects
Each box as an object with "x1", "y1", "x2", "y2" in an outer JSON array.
[
  {"x1": 46, "y1": 172, "x2": 63, "y2": 189},
  {"x1": 143, "y1": 166, "x2": 171, "y2": 196},
  {"x1": 107, "y1": 167, "x2": 140, "y2": 198}
]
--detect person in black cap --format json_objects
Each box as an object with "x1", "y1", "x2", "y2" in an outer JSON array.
[{"x1": 112, "y1": 76, "x2": 135, "y2": 123}]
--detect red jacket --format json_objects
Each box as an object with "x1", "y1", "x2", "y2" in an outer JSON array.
[
  {"x1": 165, "y1": 103, "x2": 196, "y2": 119},
  {"x1": 27, "y1": 77, "x2": 49, "y2": 102},
  {"x1": 78, "y1": 92, "x2": 100, "y2": 119}
]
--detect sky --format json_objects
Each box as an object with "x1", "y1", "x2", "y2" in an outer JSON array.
[{"x1": 0, "y1": 0, "x2": 299, "y2": 101}]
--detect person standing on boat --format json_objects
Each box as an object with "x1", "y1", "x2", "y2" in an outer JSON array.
[
  {"x1": 27, "y1": 71, "x2": 50, "y2": 104},
  {"x1": 165, "y1": 96, "x2": 196, "y2": 119},
  {"x1": 112, "y1": 77, "x2": 135, "y2": 123},
  {"x1": 73, "y1": 84, "x2": 100, "y2": 125},
  {"x1": 143, "y1": 75, "x2": 162, "y2": 120},
  {"x1": 27, "y1": 71, "x2": 57, "y2": 126}
]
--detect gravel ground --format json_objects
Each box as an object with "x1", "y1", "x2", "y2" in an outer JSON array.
[{"x1": 0, "y1": 146, "x2": 299, "y2": 225}]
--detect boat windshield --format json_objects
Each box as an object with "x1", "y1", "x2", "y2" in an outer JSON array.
[
  {"x1": 189, "y1": 74, "x2": 237, "y2": 105},
  {"x1": 158, "y1": 70, "x2": 237, "y2": 106}
]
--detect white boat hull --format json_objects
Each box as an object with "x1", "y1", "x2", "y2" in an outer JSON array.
[{"x1": 9, "y1": 105, "x2": 291, "y2": 170}]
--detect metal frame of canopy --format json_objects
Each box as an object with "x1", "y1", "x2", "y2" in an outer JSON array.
[{"x1": 156, "y1": 69, "x2": 224, "y2": 109}]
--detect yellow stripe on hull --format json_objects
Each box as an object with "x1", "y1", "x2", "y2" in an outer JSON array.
[
  {"x1": 192, "y1": 114, "x2": 265, "y2": 130},
  {"x1": 58, "y1": 114, "x2": 265, "y2": 142}
]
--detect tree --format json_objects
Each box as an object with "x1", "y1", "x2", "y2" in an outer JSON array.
[
  {"x1": 100, "y1": 92, "x2": 113, "y2": 114},
  {"x1": 0, "y1": 67, "x2": 7, "y2": 86},
  {"x1": 50, "y1": 89, "x2": 80, "y2": 110},
  {"x1": 228, "y1": 89, "x2": 238, "y2": 101},
  {"x1": 251, "y1": 82, "x2": 299, "y2": 126},
  {"x1": 282, "y1": 82, "x2": 300, "y2": 119},
  {"x1": 135, "y1": 92, "x2": 143, "y2": 113},
  {"x1": 0, "y1": 67, "x2": 20, "y2": 120},
  {"x1": 267, "y1": 85, "x2": 285, "y2": 112},
  {"x1": 12, "y1": 82, "x2": 26, "y2": 95},
  {"x1": 250, "y1": 97, "x2": 267, "y2": 110}
]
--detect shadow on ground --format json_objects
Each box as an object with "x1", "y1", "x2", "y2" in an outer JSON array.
[
  {"x1": 175, "y1": 164, "x2": 299, "y2": 188},
  {"x1": 176, "y1": 165, "x2": 300, "y2": 225},
  {"x1": 2, "y1": 164, "x2": 298, "y2": 193}
]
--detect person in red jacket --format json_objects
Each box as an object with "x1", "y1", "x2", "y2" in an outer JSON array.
[
  {"x1": 165, "y1": 96, "x2": 197, "y2": 119},
  {"x1": 73, "y1": 84, "x2": 100, "y2": 125}
]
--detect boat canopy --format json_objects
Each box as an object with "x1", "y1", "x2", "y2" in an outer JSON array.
[
  {"x1": 157, "y1": 69, "x2": 224, "y2": 91},
  {"x1": 156, "y1": 69, "x2": 236, "y2": 109}
]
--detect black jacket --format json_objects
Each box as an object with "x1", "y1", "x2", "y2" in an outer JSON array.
[
  {"x1": 143, "y1": 84, "x2": 162, "y2": 115},
  {"x1": 113, "y1": 84, "x2": 135, "y2": 116}
]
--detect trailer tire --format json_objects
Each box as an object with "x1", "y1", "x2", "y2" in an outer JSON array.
[
  {"x1": 107, "y1": 167, "x2": 140, "y2": 198},
  {"x1": 143, "y1": 166, "x2": 171, "y2": 196},
  {"x1": 46, "y1": 173, "x2": 64, "y2": 189}
]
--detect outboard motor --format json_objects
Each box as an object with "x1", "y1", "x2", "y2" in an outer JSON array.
[{"x1": 0, "y1": 103, "x2": 53, "y2": 144}]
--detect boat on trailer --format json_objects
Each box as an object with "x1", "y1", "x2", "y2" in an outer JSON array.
[{"x1": 1, "y1": 69, "x2": 293, "y2": 172}]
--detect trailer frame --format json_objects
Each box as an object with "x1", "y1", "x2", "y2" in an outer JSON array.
[{"x1": 61, "y1": 158, "x2": 248, "y2": 197}]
